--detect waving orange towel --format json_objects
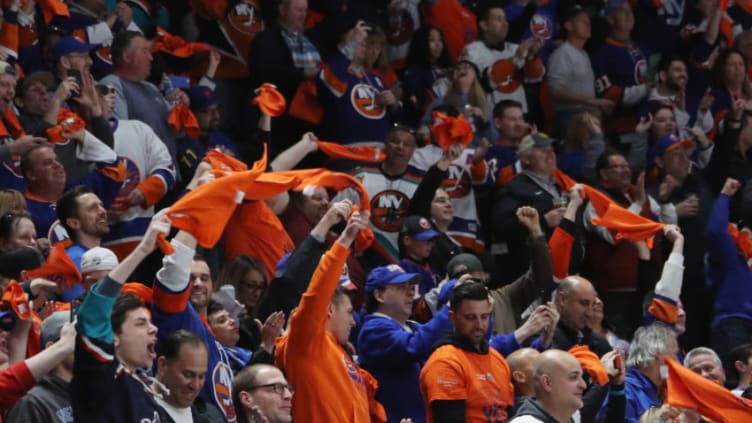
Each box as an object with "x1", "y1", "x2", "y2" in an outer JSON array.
[
  {"x1": 46, "y1": 109, "x2": 86, "y2": 143},
  {"x1": 1, "y1": 280, "x2": 30, "y2": 320},
  {"x1": 121, "y1": 282, "x2": 153, "y2": 305},
  {"x1": 37, "y1": 0, "x2": 69, "y2": 24},
  {"x1": 253, "y1": 83, "x2": 287, "y2": 117},
  {"x1": 168, "y1": 104, "x2": 200, "y2": 139},
  {"x1": 664, "y1": 356, "x2": 752, "y2": 422},
  {"x1": 152, "y1": 27, "x2": 212, "y2": 58},
  {"x1": 568, "y1": 345, "x2": 609, "y2": 386},
  {"x1": 157, "y1": 147, "x2": 268, "y2": 253},
  {"x1": 27, "y1": 241, "x2": 82, "y2": 295},
  {"x1": 317, "y1": 141, "x2": 385, "y2": 163},
  {"x1": 431, "y1": 112, "x2": 473, "y2": 150},
  {"x1": 203, "y1": 148, "x2": 248, "y2": 175}
]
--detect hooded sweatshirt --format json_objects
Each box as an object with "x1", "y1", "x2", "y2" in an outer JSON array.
[{"x1": 510, "y1": 396, "x2": 575, "y2": 423}]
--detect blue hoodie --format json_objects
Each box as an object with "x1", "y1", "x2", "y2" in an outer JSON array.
[{"x1": 705, "y1": 193, "x2": 752, "y2": 327}]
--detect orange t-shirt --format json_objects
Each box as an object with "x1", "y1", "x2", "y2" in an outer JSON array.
[{"x1": 420, "y1": 343, "x2": 514, "y2": 422}]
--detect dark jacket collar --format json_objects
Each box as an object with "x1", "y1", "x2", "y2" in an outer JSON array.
[{"x1": 434, "y1": 331, "x2": 490, "y2": 354}]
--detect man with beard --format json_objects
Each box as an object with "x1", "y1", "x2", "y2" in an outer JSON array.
[
  {"x1": 460, "y1": 2, "x2": 544, "y2": 113},
  {"x1": 177, "y1": 86, "x2": 239, "y2": 186},
  {"x1": 646, "y1": 55, "x2": 714, "y2": 134}
]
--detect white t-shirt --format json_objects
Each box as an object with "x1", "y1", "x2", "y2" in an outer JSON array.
[{"x1": 155, "y1": 397, "x2": 193, "y2": 423}]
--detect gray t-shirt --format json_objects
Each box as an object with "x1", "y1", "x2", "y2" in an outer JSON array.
[{"x1": 547, "y1": 41, "x2": 595, "y2": 113}]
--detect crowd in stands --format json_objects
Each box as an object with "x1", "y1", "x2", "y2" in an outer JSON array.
[{"x1": 3, "y1": 0, "x2": 752, "y2": 422}]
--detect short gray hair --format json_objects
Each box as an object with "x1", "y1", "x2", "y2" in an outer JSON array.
[
  {"x1": 684, "y1": 347, "x2": 722, "y2": 367},
  {"x1": 627, "y1": 324, "x2": 676, "y2": 369}
]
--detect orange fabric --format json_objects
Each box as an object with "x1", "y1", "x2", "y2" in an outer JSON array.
[
  {"x1": 253, "y1": 83, "x2": 287, "y2": 117},
  {"x1": 728, "y1": 224, "x2": 752, "y2": 270},
  {"x1": 37, "y1": 0, "x2": 69, "y2": 24},
  {"x1": 490, "y1": 60, "x2": 521, "y2": 93},
  {"x1": 203, "y1": 148, "x2": 248, "y2": 175},
  {"x1": 97, "y1": 159, "x2": 127, "y2": 182},
  {"x1": 45, "y1": 109, "x2": 86, "y2": 143},
  {"x1": 1, "y1": 281, "x2": 30, "y2": 320},
  {"x1": 316, "y1": 141, "x2": 385, "y2": 163},
  {"x1": 168, "y1": 104, "x2": 200, "y2": 139},
  {"x1": 152, "y1": 280, "x2": 193, "y2": 314},
  {"x1": 568, "y1": 345, "x2": 609, "y2": 386},
  {"x1": 136, "y1": 175, "x2": 168, "y2": 208},
  {"x1": 737, "y1": 0, "x2": 752, "y2": 15},
  {"x1": 664, "y1": 356, "x2": 752, "y2": 422},
  {"x1": 289, "y1": 80, "x2": 323, "y2": 124},
  {"x1": 224, "y1": 200, "x2": 295, "y2": 278},
  {"x1": 275, "y1": 241, "x2": 376, "y2": 422},
  {"x1": 549, "y1": 227, "x2": 575, "y2": 280},
  {"x1": 120, "y1": 282, "x2": 153, "y2": 305},
  {"x1": 245, "y1": 171, "x2": 301, "y2": 201},
  {"x1": 0, "y1": 107, "x2": 26, "y2": 141},
  {"x1": 420, "y1": 343, "x2": 514, "y2": 422},
  {"x1": 27, "y1": 242, "x2": 82, "y2": 296},
  {"x1": 431, "y1": 112, "x2": 473, "y2": 150},
  {"x1": 27, "y1": 315, "x2": 41, "y2": 356},
  {"x1": 590, "y1": 203, "x2": 665, "y2": 244},
  {"x1": 647, "y1": 297, "x2": 679, "y2": 324},
  {"x1": 0, "y1": 19, "x2": 18, "y2": 56},
  {"x1": 523, "y1": 57, "x2": 545, "y2": 82},
  {"x1": 553, "y1": 169, "x2": 664, "y2": 245},
  {"x1": 152, "y1": 27, "x2": 212, "y2": 58},
  {"x1": 159, "y1": 148, "x2": 268, "y2": 252},
  {"x1": 427, "y1": 0, "x2": 477, "y2": 63}
]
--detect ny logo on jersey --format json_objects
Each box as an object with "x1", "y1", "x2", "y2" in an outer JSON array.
[{"x1": 656, "y1": 0, "x2": 685, "y2": 26}]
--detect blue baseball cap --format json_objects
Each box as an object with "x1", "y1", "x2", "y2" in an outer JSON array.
[
  {"x1": 53, "y1": 36, "x2": 96, "y2": 60},
  {"x1": 400, "y1": 215, "x2": 440, "y2": 241},
  {"x1": 648, "y1": 134, "x2": 694, "y2": 166},
  {"x1": 0, "y1": 309, "x2": 17, "y2": 332},
  {"x1": 366, "y1": 265, "x2": 420, "y2": 293},
  {"x1": 188, "y1": 86, "x2": 217, "y2": 111}
]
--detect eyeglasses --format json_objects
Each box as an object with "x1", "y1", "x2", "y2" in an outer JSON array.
[
  {"x1": 240, "y1": 280, "x2": 266, "y2": 292},
  {"x1": 248, "y1": 383, "x2": 295, "y2": 395}
]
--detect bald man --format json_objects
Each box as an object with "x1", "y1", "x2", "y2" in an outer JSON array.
[
  {"x1": 551, "y1": 276, "x2": 611, "y2": 357},
  {"x1": 511, "y1": 350, "x2": 586, "y2": 423},
  {"x1": 508, "y1": 348, "x2": 541, "y2": 403}
]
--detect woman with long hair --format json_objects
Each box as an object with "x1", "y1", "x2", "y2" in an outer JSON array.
[
  {"x1": 217, "y1": 254, "x2": 269, "y2": 350},
  {"x1": 402, "y1": 25, "x2": 453, "y2": 126}
]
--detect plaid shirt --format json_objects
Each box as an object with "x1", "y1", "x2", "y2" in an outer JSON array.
[{"x1": 281, "y1": 27, "x2": 321, "y2": 69}]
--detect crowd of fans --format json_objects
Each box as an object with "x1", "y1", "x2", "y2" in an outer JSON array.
[{"x1": 2, "y1": 0, "x2": 752, "y2": 422}]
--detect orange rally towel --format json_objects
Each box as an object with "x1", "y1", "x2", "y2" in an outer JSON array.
[
  {"x1": 431, "y1": 112, "x2": 473, "y2": 150},
  {"x1": 152, "y1": 27, "x2": 212, "y2": 58},
  {"x1": 45, "y1": 109, "x2": 86, "y2": 143},
  {"x1": 664, "y1": 356, "x2": 752, "y2": 422},
  {"x1": 553, "y1": 169, "x2": 664, "y2": 245},
  {"x1": 203, "y1": 148, "x2": 248, "y2": 175},
  {"x1": 168, "y1": 104, "x2": 200, "y2": 139},
  {"x1": 568, "y1": 345, "x2": 610, "y2": 386},
  {"x1": 0, "y1": 107, "x2": 26, "y2": 141},
  {"x1": 245, "y1": 171, "x2": 301, "y2": 201},
  {"x1": 727, "y1": 224, "x2": 752, "y2": 270},
  {"x1": 37, "y1": 0, "x2": 69, "y2": 24},
  {"x1": 253, "y1": 83, "x2": 287, "y2": 117},
  {"x1": 316, "y1": 141, "x2": 385, "y2": 163},
  {"x1": 1, "y1": 280, "x2": 30, "y2": 320},
  {"x1": 121, "y1": 282, "x2": 153, "y2": 305},
  {"x1": 157, "y1": 147, "x2": 268, "y2": 253},
  {"x1": 27, "y1": 241, "x2": 82, "y2": 295}
]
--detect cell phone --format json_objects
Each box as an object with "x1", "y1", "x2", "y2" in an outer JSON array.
[
  {"x1": 170, "y1": 75, "x2": 190, "y2": 90},
  {"x1": 66, "y1": 69, "x2": 82, "y2": 98},
  {"x1": 69, "y1": 300, "x2": 79, "y2": 323},
  {"x1": 614, "y1": 354, "x2": 622, "y2": 370}
]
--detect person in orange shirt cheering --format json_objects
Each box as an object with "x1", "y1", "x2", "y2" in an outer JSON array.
[{"x1": 420, "y1": 281, "x2": 515, "y2": 422}]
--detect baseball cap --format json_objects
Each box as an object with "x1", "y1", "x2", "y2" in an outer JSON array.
[
  {"x1": 0, "y1": 309, "x2": 17, "y2": 331},
  {"x1": 648, "y1": 134, "x2": 694, "y2": 166},
  {"x1": 17, "y1": 71, "x2": 55, "y2": 97},
  {"x1": 40, "y1": 310, "x2": 70, "y2": 346},
  {"x1": 446, "y1": 253, "x2": 484, "y2": 279},
  {"x1": 365, "y1": 264, "x2": 420, "y2": 293},
  {"x1": 80, "y1": 247, "x2": 119, "y2": 274},
  {"x1": 53, "y1": 36, "x2": 96, "y2": 60},
  {"x1": 562, "y1": 4, "x2": 591, "y2": 22},
  {"x1": 188, "y1": 86, "x2": 217, "y2": 111},
  {"x1": 400, "y1": 215, "x2": 440, "y2": 241},
  {"x1": 517, "y1": 133, "x2": 555, "y2": 156}
]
